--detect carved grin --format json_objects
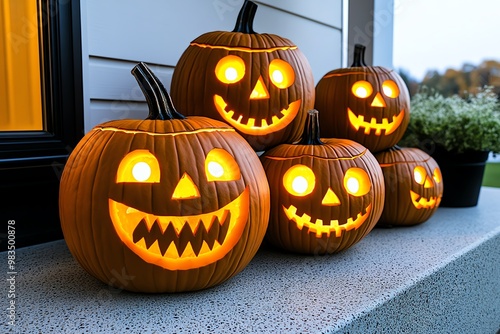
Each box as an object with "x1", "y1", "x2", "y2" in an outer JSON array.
[
  {"x1": 348, "y1": 108, "x2": 405, "y2": 135},
  {"x1": 109, "y1": 187, "x2": 250, "y2": 270},
  {"x1": 214, "y1": 95, "x2": 301, "y2": 135},
  {"x1": 410, "y1": 190, "x2": 441, "y2": 209},
  {"x1": 283, "y1": 204, "x2": 372, "y2": 237}
]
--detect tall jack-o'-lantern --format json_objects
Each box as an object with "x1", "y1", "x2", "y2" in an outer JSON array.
[
  {"x1": 315, "y1": 44, "x2": 410, "y2": 153},
  {"x1": 260, "y1": 110, "x2": 385, "y2": 255},
  {"x1": 375, "y1": 146, "x2": 443, "y2": 226},
  {"x1": 171, "y1": 0, "x2": 315, "y2": 152},
  {"x1": 59, "y1": 62, "x2": 270, "y2": 293}
]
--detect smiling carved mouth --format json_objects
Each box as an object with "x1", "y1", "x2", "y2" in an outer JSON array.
[
  {"x1": 348, "y1": 108, "x2": 405, "y2": 135},
  {"x1": 410, "y1": 190, "x2": 441, "y2": 209},
  {"x1": 109, "y1": 187, "x2": 249, "y2": 270},
  {"x1": 283, "y1": 204, "x2": 372, "y2": 238},
  {"x1": 214, "y1": 95, "x2": 301, "y2": 135}
]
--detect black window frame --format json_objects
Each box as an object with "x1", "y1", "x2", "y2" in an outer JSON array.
[{"x1": 0, "y1": 0, "x2": 83, "y2": 250}]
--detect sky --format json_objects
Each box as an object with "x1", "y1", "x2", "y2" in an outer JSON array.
[{"x1": 393, "y1": 0, "x2": 500, "y2": 81}]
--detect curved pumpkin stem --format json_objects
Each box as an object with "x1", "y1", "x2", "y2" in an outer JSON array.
[
  {"x1": 351, "y1": 44, "x2": 367, "y2": 67},
  {"x1": 131, "y1": 62, "x2": 185, "y2": 120},
  {"x1": 299, "y1": 109, "x2": 324, "y2": 145},
  {"x1": 232, "y1": 0, "x2": 257, "y2": 34}
]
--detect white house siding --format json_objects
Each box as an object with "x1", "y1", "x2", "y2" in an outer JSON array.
[{"x1": 80, "y1": 0, "x2": 345, "y2": 132}]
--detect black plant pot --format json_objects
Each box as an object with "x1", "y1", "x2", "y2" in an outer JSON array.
[{"x1": 430, "y1": 147, "x2": 489, "y2": 207}]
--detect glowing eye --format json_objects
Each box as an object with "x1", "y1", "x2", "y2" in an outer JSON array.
[
  {"x1": 414, "y1": 166, "x2": 426, "y2": 185},
  {"x1": 382, "y1": 80, "x2": 400, "y2": 98},
  {"x1": 346, "y1": 177, "x2": 360, "y2": 194},
  {"x1": 292, "y1": 176, "x2": 308, "y2": 194},
  {"x1": 283, "y1": 165, "x2": 315, "y2": 197},
  {"x1": 344, "y1": 168, "x2": 371, "y2": 196},
  {"x1": 208, "y1": 161, "x2": 224, "y2": 178},
  {"x1": 116, "y1": 150, "x2": 160, "y2": 183},
  {"x1": 215, "y1": 55, "x2": 245, "y2": 84},
  {"x1": 352, "y1": 81, "x2": 373, "y2": 98},
  {"x1": 132, "y1": 162, "x2": 151, "y2": 182},
  {"x1": 205, "y1": 148, "x2": 240, "y2": 181},
  {"x1": 433, "y1": 168, "x2": 442, "y2": 183},
  {"x1": 269, "y1": 59, "x2": 295, "y2": 89}
]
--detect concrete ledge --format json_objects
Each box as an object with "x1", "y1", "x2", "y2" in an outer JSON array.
[{"x1": 3, "y1": 187, "x2": 500, "y2": 333}]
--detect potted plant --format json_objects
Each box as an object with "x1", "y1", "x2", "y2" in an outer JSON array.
[{"x1": 399, "y1": 86, "x2": 500, "y2": 207}]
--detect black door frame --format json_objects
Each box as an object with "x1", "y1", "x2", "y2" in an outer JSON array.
[{"x1": 0, "y1": 0, "x2": 84, "y2": 250}]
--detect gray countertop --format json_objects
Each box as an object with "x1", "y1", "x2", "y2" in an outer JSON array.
[{"x1": 3, "y1": 187, "x2": 500, "y2": 334}]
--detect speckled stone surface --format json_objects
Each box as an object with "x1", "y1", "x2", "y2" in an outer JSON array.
[{"x1": 2, "y1": 187, "x2": 500, "y2": 334}]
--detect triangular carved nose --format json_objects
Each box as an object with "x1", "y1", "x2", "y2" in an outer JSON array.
[
  {"x1": 172, "y1": 173, "x2": 200, "y2": 199},
  {"x1": 250, "y1": 76, "x2": 270, "y2": 100},
  {"x1": 371, "y1": 92, "x2": 387, "y2": 107},
  {"x1": 322, "y1": 187, "x2": 341, "y2": 206},
  {"x1": 424, "y1": 175, "x2": 434, "y2": 188}
]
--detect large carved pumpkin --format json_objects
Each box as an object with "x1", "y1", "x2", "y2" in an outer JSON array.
[
  {"x1": 170, "y1": 0, "x2": 315, "y2": 152},
  {"x1": 315, "y1": 44, "x2": 410, "y2": 153},
  {"x1": 59, "y1": 62, "x2": 270, "y2": 293},
  {"x1": 375, "y1": 146, "x2": 443, "y2": 226},
  {"x1": 260, "y1": 110, "x2": 385, "y2": 255}
]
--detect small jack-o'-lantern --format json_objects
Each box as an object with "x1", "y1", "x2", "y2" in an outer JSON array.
[
  {"x1": 315, "y1": 44, "x2": 410, "y2": 153},
  {"x1": 59, "y1": 62, "x2": 270, "y2": 293},
  {"x1": 171, "y1": 0, "x2": 315, "y2": 152},
  {"x1": 375, "y1": 146, "x2": 443, "y2": 226},
  {"x1": 260, "y1": 110, "x2": 385, "y2": 254}
]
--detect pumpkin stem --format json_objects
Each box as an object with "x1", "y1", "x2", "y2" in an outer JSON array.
[
  {"x1": 351, "y1": 44, "x2": 367, "y2": 67},
  {"x1": 232, "y1": 0, "x2": 257, "y2": 34},
  {"x1": 131, "y1": 62, "x2": 185, "y2": 120},
  {"x1": 299, "y1": 110, "x2": 324, "y2": 145}
]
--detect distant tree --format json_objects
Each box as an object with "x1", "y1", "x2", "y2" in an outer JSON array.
[
  {"x1": 420, "y1": 60, "x2": 500, "y2": 100},
  {"x1": 397, "y1": 68, "x2": 419, "y2": 97}
]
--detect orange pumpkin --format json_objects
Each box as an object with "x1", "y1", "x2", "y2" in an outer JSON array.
[
  {"x1": 260, "y1": 110, "x2": 385, "y2": 254},
  {"x1": 59, "y1": 62, "x2": 270, "y2": 293},
  {"x1": 315, "y1": 44, "x2": 410, "y2": 153},
  {"x1": 375, "y1": 146, "x2": 443, "y2": 226},
  {"x1": 170, "y1": 0, "x2": 315, "y2": 152}
]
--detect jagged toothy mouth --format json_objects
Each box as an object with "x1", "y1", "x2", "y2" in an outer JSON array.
[
  {"x1": 283, "y1": 203, "x2": 372, "y2": 237},
  {"x1": 410, "y1": 190, "x2": 441, "y2": 209},
  {"x1": 109, "y1": 187, "x2": 249, "y2": 270},
  {"x1": 214, "y1": 95, "x2": 301, "y2": 135},
  {"x1": 348, "y1": 108, "x2": 405, "y2": 135}
]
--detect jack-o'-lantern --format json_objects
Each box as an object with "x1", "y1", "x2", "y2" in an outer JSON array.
[
  {"x1": 260, "y1": 110, "x2": 385, "y2": 254},
  {"x1": 170, "y1": 0, "x2": 315, "y2": 152},
  {"x1": 375, "y1": 146, "x2": 443, "y2": 226},
  {"x1": 315, "y1": 44, "x2": 410, "y2": 153},
  {"x1": 59, "y1": 62, "x2": 270, "y2": 293}
]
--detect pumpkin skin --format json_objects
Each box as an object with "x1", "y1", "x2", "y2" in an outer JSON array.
[
  {"x1": 260, "y1": 110, "x2": 385, "y2": 255},
  {"x1": 59, "y1": 63, "x2": 270, "y2": 293},
  {"x1": 375, "y1": 146, "x2": 443, "y2": 226},
  {"x1": 170, "y1": 1, "x2": 315, "y2": 152},
  {"x1": 315, "y1": 44, "x2": 410, "y2": 153}
]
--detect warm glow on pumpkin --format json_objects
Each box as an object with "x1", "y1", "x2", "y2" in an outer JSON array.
[
  {"x1": 382, "y1": 80, "x2": 400, "y2": 98},
  {"x1": 352, "y1": 80, "x2": 373, "y2": 98},
  {"x1": 433, "y1": 168, "x2": 442, "y2": 183},
  {"x1": 269, "y1": 59, "x2": 295, "y2": 89},
  {"x1": 283, "y1": 164, "x2": 316, "y2": 196},
  {"x1": 205, "y1": 148, "x2": 241, "y2": 181},
  {"x1": 249, "y1": 76, "x2": 270, "y2": 100},
  {"x1": 344, "y1": 168, "x2": 371, "y2": 196},
  {"x1": 116, "y1": 150, "x2": 160, "y2": 183},
  {"x1": 215, "y1": 55, "x2": 246, "y2": 84},
  {"x1": 414, "y1": 166, "x2": 434, "y2": 188},
  {"x1": 172, "y1": 173, "x2": 201, "y2": 199}
]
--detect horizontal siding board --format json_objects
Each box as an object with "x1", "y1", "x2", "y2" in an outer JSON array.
[
  {"x1": 88, "y1": 57, "x2": 173, "y2": 101},
  {"x1": 88, "y1": 100, "x2": 149, "y2": 129},
  {"x1": 254, "y1": 6, "x2": 342, "y2": 82},
  {"x1": 255, "y1": 0, "x2": 342, "y2": 28}
]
